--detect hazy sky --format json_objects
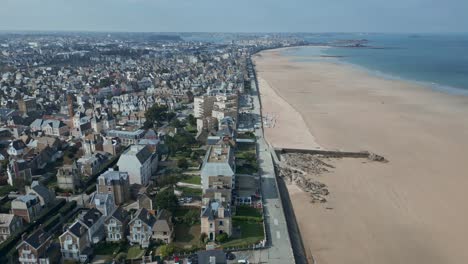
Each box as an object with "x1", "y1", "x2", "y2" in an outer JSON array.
[{"x1": 1, "y1": 0, "x2": 467, "y2": 32}]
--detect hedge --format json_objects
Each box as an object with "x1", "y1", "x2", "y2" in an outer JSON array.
[{"x1": 232, "y1": 216, "x2": 263, "y2": 222}]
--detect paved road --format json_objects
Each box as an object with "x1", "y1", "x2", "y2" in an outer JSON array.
[{"x1": 246, "y1": 74, "x2": 297, "y2": 264}]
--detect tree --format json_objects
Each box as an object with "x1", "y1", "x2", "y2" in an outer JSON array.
[
  {"x1": 182, "y1": 209, "x2": 200, "y2": 225},
  {"x1": 145, "y1": 104, "x2": 169, "y2": 127},
  {"x1": 216, "y1": 233, "x2": 228, "y2": 243},
  {"x1": 200, "y1": 233, "x2": 208, "y2": 244},
  {"x1": 159, "y1": 244, "x2": 175, "y2": 258},
  {"x1": 155, "y1": 188, "x2": 179, "y2": 213},
  {"x1": 177, "y1": 158, "x2": 189, "y2": 170},
  {"x1": 187, "y1": 114, "x2": 197, "y2": 127}
]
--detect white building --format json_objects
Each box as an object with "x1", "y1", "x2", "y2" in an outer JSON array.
[
  {"x1": 194, "y1": 96, "x2": 215, "y2": 119},
  {"x1": 117, "y1": 145, "x2": 157, "y2": 185}
]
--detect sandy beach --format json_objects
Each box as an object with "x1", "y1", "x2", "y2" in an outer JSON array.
[{"x1": 253, "y1": 48, "x2": 468, "y2": 264}]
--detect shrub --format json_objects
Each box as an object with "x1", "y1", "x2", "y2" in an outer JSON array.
[{"x1": 216, "y1": 233, "x2": 228, "y2": 243}]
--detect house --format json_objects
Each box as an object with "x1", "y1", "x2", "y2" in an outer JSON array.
[
  {"x1": 56, "y1": 162, "x2": 81, "y2": 192},
  {"x1": 89, "y1": 193, "x2": 115, "y2": 217},
  {"x1": 16, "y1": 228, "x2": 52, "y2": 264},
  {"x1": 77, "y1": 208, "x2": 105, "y2": 244},
  {"x1": 152, "y1": 209, "x2": 174, "y2": 244},
  {"x1": 29, "y1": 119, "x2": 69, "y2": 137},
  {"x1": 96, "y1": 169, "x2": 130, "y2": 205},
  {"x1": 7, "y1": 139, "x2": 27, "y2": 156},
  {"x1": 7, "y1": 159, "x2": 32, "y2": 187},
  {"x1": 117, "y1": 145, "x2": 157, "y2": 186},
  {"x1": 137, "y1": 193, "x2": 153, "y2": 211},
  {"x1": 200, "y1": 143, "x2": 235, "y2": 191},
  {"x1": 200, "y1": 200, "x2": 232, "y2": 241},
  {"x1": 197, "y1": 250, "x2": 227, "y2": 264},
  {"x1": 0, "y1": 214, "x2": 23, "y2": 243},
  {"x1": 25, "y1": 181, "x2": 56, "y2": 207},
  {"x1": 104, "y1": 207, "x2": 128, "y2": 242},
  {"x1": 11, "y1": 194, "x2": 42, "y2": 223},
  {"x1": 59, "y1": 209, "x2": 104, "y2": 263},
  {"x1": 77, "y1": 152, "x2": 111, "y2": 176},
  {"x1": 127, "y1": 208, "x2": 156, "y2": 248},
  {"x1": 59, "y1": 221, "x2": 91, "y2": 263}
]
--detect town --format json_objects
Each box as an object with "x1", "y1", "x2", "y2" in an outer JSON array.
[{"x1": 0, "y1": 32, "x2": 306, "y2": 264}]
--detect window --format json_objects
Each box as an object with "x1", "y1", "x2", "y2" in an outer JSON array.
[
  {"x1": 116, "y1": 234, "x2": 120, "y2": 239},
  {"x1": 163, "y1": 232, "x2": 167, "y2": 236},
  {"x1": 109, "y1": 234, "x2": 113, "y2": 239},
  {"x1": 219, "y1": 221, "x2": 223, "y2": 226},
  {"x1": 209, "y1": 223, "x2": 213, "y2": 228}
]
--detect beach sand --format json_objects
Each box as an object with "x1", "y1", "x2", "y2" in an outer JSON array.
[{"x1": 253, "y1": 49, "x2": 468, "y2": 264}]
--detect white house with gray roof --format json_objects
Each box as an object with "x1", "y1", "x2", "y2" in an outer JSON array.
[
  {"x1": 200, "y1": 143, "x2": 235, "y2": 191},
  {"x1": 117, "y1": 145, "x2": 157, "y2": 186}
]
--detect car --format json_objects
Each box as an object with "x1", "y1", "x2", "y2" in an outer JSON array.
[{"x1": 226, "y1": 252, "x2": 236, "y2": 260}]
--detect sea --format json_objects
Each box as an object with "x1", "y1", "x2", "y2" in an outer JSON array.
[{"x1": 283, "y1": 33, "x2": 468, "y2": 95}]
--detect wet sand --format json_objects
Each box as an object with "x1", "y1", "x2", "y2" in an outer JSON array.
[{"x1": 253, "y1": 48, "x2": 468, "y2": 264}]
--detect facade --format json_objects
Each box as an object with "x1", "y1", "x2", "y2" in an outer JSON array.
[
  {"x1": 200, "y1": 201, "x2": 232, "y2": 241},
  {"x1": 104, "y1": 207, "x2": 128, "y2": 242},
  {"x1": 96, "y1": 169, "x2": 130, "y2": 205},
  {"x1": 0, "y1": 214, "x2": 23, "y2": 243},
  {"x1": 106, "y1": 129, "x2": 145, "y2": 146},
  {"x1": 200, "y1": 143, "x2": 235, "y2": 191},
  {"x1": 59, "y1": 221, "x2": 91, "y2": 263},
  {"x1": 16, "y1": 228, "x2": 52, "y2": 264},
  {"x1": 56, "y1": 163, "x2": 81, "y2": 192},
  {"x1": 194, "y1": 95, "x2": 216, "y2": 119},
  {"x1": 117, "y1": 145, "x2": 157, "y2": 185},
  {"x1": 25, "y1": 181, "x2": 56, "y2": 207},
  {"x1": 127, "y1": 208, "x2": 156, "y2": 248},
  {"x1": 152, "y1": 209, "x2": 174, "y2": 244},
  {"x1": 11, "y1": 194, "x2": 42, "y2": 223},
  {"x1": 18, "y1": 98, "x2": 37, "y2": 114},
  {"x1": 30, "y1": 119, "x2": 69, "y2": 137},
  {"x1": 59, "y1": 208, "x2": 104, "y2": 263},
  {"x1": 90, "y1": 193, "x2": 115, "y2": 217}
]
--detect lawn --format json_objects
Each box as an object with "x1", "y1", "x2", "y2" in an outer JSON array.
[
  {"x1": 222, "y1": 220, "x2": 264, "y2": 248},
  {"x1": 174, "y1": 223, "x2": 201, "y2": 248},
  {"x1": 126, "y1": 245, "x2": 146, "y2": 259},
  {"x1": 179, "y1": 175, "x2": 201, "y2": 185},
  {"x1": 174, "y1": 207, "x2": 199, "y2": 218},
  {"x1": 93, "y1": 242, "x2": 122, "y2": 255},
  {"x1": 236, "y1": 206, "x2": 262, "y2": 218},
  {"x1": 177, "y1": 186, "x2": 202, "y2": 196}
]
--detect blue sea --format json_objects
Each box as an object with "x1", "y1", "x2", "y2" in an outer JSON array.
[{"x1": 283, "y1": 33, "x2": 468, "y2": 95}]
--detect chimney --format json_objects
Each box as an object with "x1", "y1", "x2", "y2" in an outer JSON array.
[
  {"x1": 218, "y1": 206, "x2": 224, "y2": 218},
  {"x1": 21, "y1": 233, "x2": 27, "y2": 240}
]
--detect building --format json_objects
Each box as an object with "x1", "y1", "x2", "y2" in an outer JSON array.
[
  {"x1": 197, "y1": 250, "x2": 227, "y2": 264},
  {"x1": 127, "y1": 208, "x2": 156, "y2": 248},
  {"x1": 11, "y1": 194, "x2": 42, "y2": 223},
  {"x1": 194, "y1": 96, "x2": 216, "y2": 119},
  {"x1": 106, "y1": 129, "x2": 145, "y2": 146},
  {"x1": 96, "y1": 169, "x2": 130, "y2": 205},
  {"x1": 200, "y1": 201, "x2": 232, "y2": 241},
  {"x1": 56, "y1": 163, "x2": 81, "y2": 192},
  {"x1": 30, "y1": 119, "x2": 69, "y2": 137},
  {"x1": 59, "y1": 209, "x2": 104, "y2": 263},
  {"x1": 16, "y1": 228, "x2": 52, "y2": 264},
  {"x1": 89, "y1": 193, "x2": 115, "y2": 217},
  {"x1": 104, "y1": 207, "x2": 128, "y2": 242},
  {"x1": 7, "y1": 159, "x2": 33, "y2": 187},
  {"x1": 152, "y1": 209, "x2": 174, "y2": 244},
  {"x1": 117, "y1": 145, "x2": 157, "y2": 186},
  {"x1": 200, "y1": 143, "x2": 235, "y2": 191},
  {"x1": 0, "y1": 214, "x2": 23, "y2": 243},
  {"x1": 59, "y1": 221, "x2": 91, "y2": 263},
  {"x1": 25, "y1": 181, "x2": 56, "y2": 207},
  {"x1": 18, "y1": 98, "x2": 37, "y2": 114}
]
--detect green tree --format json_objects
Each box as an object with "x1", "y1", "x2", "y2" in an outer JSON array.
[
  {"x1": 155, "y1": 188, "x2": 179, "y2": 213},
  {"x1": 215, "y1": 233, "x2": 228, "y2": 243},
  {"x1": 182, "y1": 209, "x2": 200, "y2": 225},
  {"x1": 187, "y1": 114, "x2": 197, "y2": 127},
  {"x1": 177, "y1": 158, "x2": 189, "y2": 170},
  {"x1": 144, "y1": 104, "x2": 169, "y2": 128},
  {"x1": 159, "y1": 244, "x2": 175, "y2": 258}
]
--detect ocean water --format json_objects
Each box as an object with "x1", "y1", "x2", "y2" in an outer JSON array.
[{"x1": 285, "y1": 34, "x2": 468, "y2": 95}]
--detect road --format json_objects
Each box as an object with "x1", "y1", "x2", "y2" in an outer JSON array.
[{"x1": 239, "y1": 72, "x2": 297, "y2": 264}]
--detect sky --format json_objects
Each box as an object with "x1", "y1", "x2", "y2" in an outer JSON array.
[{"x1": 1, "y1": 0, "x2": 467, "y2": 33}]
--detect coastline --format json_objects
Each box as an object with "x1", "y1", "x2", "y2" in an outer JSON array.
[
  {"x1": 253, "y1": 48, "x2": 468, "y2": 264},
  {"x1": 282, "y1": 45, "x2": 468, "y2": 96}
]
